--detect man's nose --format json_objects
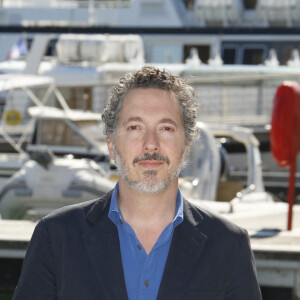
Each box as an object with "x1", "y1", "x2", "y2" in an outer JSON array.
[{"x1": 143, "y1": 129, "x2": 159, "y2": 153}]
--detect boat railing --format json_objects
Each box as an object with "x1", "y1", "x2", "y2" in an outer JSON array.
[
  {"x1": 80, "y1": 70, "x2": 296, "y2": 127},
  {"x1": 194, "y1": 0, "x2": 300, "y2": 27},
  {"x1": 54, "y1": 66, "x2": 299, "y2": 127},
  {"x1": 1, "y1": 0, "x2": 132, "y2": 9},
  {"x1": 194, "y1": 0, "x2": 243, "y2": 26},
  {"x1": 78, "y1": 0, "x2": 131, "y2": 8},
  {"x1": 181, "y1": 71, "x2": 300, "y2": 126},
  {"x1": 0, "y1": 125, "x2": 32, "y2": 154}
]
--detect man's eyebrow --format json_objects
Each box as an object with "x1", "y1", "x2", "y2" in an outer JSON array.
[
  {"x1": 124, "y1": 117, "x2": 143, "y2": 124},
  {"x1": 123, "y1": 117, "x2": 178, "y2": 127},
  {"x1": 159, "y1": 118, "x2": 178, "y2": 128}
]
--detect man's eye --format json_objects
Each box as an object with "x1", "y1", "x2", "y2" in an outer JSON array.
[
  {"x1": 128, "y1": 125, "x2": 139, "y2": 130},
  {"x1": 163, "y1": 127, "x2": 174, "y2": 132}
]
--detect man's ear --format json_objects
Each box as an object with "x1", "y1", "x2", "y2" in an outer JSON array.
[{"x1": 107, "y1": 136, "x2": 115, "y2": 161}]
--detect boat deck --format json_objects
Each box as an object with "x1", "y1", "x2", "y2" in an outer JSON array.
[
  {"x1": 0, "y1": 219, "x2": 34, "y2": 259},
  {"x1": 224, "y1": 205, "x2": 300, "y2": 299}
]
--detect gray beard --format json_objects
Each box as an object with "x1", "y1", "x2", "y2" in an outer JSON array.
[{"x1": 113, "y1": 145, "x2": 188, "y2": 195}]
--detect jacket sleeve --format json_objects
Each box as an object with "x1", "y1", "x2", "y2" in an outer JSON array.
[
  {"x1": 225, "y1": 230, "x2": 262, "y2": 300},
  {"x1": 12, "y1": 218, "x2": 57, "y2": 300}
]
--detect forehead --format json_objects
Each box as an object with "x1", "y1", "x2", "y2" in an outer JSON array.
[{"x1": 119, "y1": 88, "x2": 183, "y2": 124}]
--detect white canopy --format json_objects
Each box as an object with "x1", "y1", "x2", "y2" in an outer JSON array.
[
  {"x1": 28, "y1": 106, "x2": 101, "y2": 122},
  {"x1": 0, "y1": 74, "x2": 54, "y2": 93}
]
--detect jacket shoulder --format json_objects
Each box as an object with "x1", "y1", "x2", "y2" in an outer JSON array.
[
  {"x1": 42, "y1": 189, "x2": 113, "y2": 226},
  {"x1": 184, "y1": 199, "x2": 248, "y2": 238}
]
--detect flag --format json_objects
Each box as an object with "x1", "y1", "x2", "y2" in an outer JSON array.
[{"x1": 6, "y1": 37, "x2": 27, "y2": 60}]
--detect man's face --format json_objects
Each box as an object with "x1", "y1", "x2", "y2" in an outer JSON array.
[{"x1": 107, "y1": 88, "x2": 189, "y2": 194}]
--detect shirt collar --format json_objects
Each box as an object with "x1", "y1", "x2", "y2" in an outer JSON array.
[
  {"x1": 173, "y1": 188, "x2": 184, "y2": 227},
  {"x1": 108, "y1": 182, "x2": 122, "y2": 225},
  {"x1": 108, "y1": 182, "x2": 184, "y2": 227}
]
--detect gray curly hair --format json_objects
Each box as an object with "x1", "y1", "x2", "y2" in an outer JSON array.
[{"x1": 102, "y1": 66, "x2": 199, "y2": 145}]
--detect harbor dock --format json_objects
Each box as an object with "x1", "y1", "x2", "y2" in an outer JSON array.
[
  {"x1": 225, "y1": 205, "x2": 300, "y2": 299},
  {"x1": 1, "y1": 205, "x2": 300, "y2": 299}
]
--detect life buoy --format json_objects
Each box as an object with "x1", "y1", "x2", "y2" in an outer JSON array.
[
  {"x1": 270, "y1": 81, "x2": 300, "y2": 167},
  {"x1": 5, "y1": 110, "x2": 22, "y2": 125}
]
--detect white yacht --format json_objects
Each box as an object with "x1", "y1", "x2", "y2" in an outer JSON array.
[
  {"x1": 0, "y1": 0, "x2": 299, "y2": 204},
  {"x1": 1, "y1": 0, "x2": 300, "y2": 66},
  {"x1": 1, "y1": 31, "x2": 299, "y2": 203}
]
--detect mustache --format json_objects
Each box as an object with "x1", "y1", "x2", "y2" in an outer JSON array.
[{"x1": 133, "y1": 153, "x2": 170, "y2": 165}]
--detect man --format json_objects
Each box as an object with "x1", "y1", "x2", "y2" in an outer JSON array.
[{"x1": 13, "y1": 66, "x2": 262, "y2": 299}]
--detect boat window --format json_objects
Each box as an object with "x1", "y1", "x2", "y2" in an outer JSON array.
[
  {"x1": 39, "y1": 119, "x2": 90, "y2": 147},
  {"x1": 26, "y1": 38, "x2": 33, "y2": 52},
  {"x1": 222, "y1": 47, "x2": 237, "y2": 64},
  {"x1": 242, "y1": 47, "x2": 265, "y2": 65},
  {"x1": 26, "y1": 37, "x2": 57, "y2": 57},
  {"x1": 0, "y1": 91, "x2": 7, "y2": 119},
  {"x1": 150, "y1": 45, "x2": 182, "y2": 63},
  {"x1": 58, "y1": 87, "x2": 92, "y2": 111},
  {"x1": 75, "y1": 120, "x2": 98, "y2": 129},
  {"x1": 283, "y1": 46, "x2": 300, "y2": 65},
  {"x1": 182, "y1": 0, "x2": 194, "y2": 10},
  {"x1": 183, "y1": 45, "x2": 210, "y2": 64},
  {"x1": 45, "y1": 38, "x2": 58, "y2": 57},
  {"x1": 243, "y1": 0, "x2": 257, "y2": 9},
  {"x1": 217, "y1": 136, "x2": 247, "y2": 154}
]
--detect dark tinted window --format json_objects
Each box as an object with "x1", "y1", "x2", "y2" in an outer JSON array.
[
  {"x1": 243, "y1": 48, "x2": 264, "y2": 65},
  {"x1": 243, "y1": 0, "x2": 257, "y2": 9},
  {"x1": 183, "y1": 0, "x2": 194, "y2": 9},
  {"x1": 183, "y1": 45, "x2": 210, "y2": 64},
  {"x1": 223, "y1": 48, "x2": 236, "y2": 64}
]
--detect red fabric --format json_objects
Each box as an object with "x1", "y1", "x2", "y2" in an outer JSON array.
[{"x1": 271, "y1": 81, "x2": 300, "y2": 167}]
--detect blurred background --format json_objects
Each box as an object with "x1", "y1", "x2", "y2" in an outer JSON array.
[{"x1": 0, "y1": 0, "x2": 300, "y2": 299}]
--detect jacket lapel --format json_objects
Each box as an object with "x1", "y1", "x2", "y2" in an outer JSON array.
[
  {"x1": 157, "y1": 199, "x2": 208, "y2": 300},
  {"x1": 82, "y1": 193, "x2": 129, "y2": 300},
  {"x1": 81, "y1": 194, "x2": 207, "y2": 300}
]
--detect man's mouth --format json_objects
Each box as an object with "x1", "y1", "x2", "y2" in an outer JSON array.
[
  {"x1": 138, "y1": 160, "x2": 164, "y2": 168},
  {"x1": 133, "y1": 153, "x2": 170, "y2": 165}
]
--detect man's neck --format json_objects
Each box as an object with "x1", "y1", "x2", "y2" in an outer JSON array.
[
  {"x1": 117, "y1": 178, "x2": 179, "y2": 254},
  {"x1": 118, "y1": 179, "x2": 178, "y2": 225}
]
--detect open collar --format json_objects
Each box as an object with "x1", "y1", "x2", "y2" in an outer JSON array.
[{"x1": 83, "y1": 193, "x2": 207, "y2": 300}]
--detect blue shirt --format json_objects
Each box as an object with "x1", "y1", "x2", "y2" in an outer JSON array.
[{"x1": 108, "y1": 183, "x2": 184, "y2": 300}]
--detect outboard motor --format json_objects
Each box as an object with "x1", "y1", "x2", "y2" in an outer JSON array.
[{"x1": 29, "y1": 147, "x2": 54, "y2": 170}]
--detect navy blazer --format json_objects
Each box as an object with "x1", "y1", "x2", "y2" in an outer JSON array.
[{"x1": 13, "y1": 190, "x2": 262, "y2": 300}]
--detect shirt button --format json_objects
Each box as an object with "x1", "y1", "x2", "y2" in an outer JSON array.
[
  {"x1": 144, "y1": 280, "x2": 149, "y2": 287},
  {"x1": 119, "y1": 219, "x2": 123, "y2": 224},
  {"x1": 137, "y1": 245, "x2": 142, "y2": 250}
]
